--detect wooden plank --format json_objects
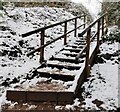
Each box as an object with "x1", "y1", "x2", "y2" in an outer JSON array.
[
  {"x1": 85, "y1": 29, "x2": 91, "y2": 77},
  {"x1": 63, "y1": 48, "x2": 81, "y2": 53},
  {"x1": 27, "y1": 91, "x2": 57, "y2": 102},
  {"x1": 57, "y1": 92, "x2": 74, "y2": 104},
  {"x1": 50, "y1": 56, "x2": 79, "y2": 64},
  {"x1": 40, "y1": 30, "x2": 45, "y2": 64},
  {"x1": 36, "y1": 71, "x2": 75, "y2": 81},
  {"x1": 64, "y1": 22, "x2": 67, "y2": 45},
  {"x1": 6, "y1": 90, "x2": 27, "y2": 103},
  {"x1": 63, "y1": 52, "x2": 78, "y2": 57},
  {"x1": 47, "y1": 63, "x2": 80, "y2": 70}
]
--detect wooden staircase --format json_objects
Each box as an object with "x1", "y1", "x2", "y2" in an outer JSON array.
[{"x1": 4, "y1": 13, "x2": 108, "y2": 111}]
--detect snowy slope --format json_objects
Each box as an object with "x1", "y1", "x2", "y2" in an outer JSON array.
[
  {"x1": 0, "y1": 6, "x2": 83, "y2": 107},
  {"x1": 82, "y1": 42, "x2": 119, "y2": 110}
]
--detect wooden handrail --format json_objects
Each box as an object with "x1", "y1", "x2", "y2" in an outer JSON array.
[
  {"x1": 22, "y1": 15, "x2": 86, "y2": 63},
  {"x1": 76, "y1": 13, "x2": 108, "y2": 60},
  {"x1": 75, "y1": 31, "x2": 98, "y2": 61},
  {"x1": 22, "y1": 13, "x2": 108, "y2": 66},
  {"x1": 22, "y1": 15, "x2": 85, "y2": 37},
  {"x1": 27, "y1": 23, "x2": 85, "y2": 56},
  {"x1": 79, "y1": 13, "x2": 107, "y2": 36},
  {"x1": 76, "y1": 13, "x2": 108, "y2": 77}
]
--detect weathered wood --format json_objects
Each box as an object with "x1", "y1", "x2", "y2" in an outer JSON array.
[
  {"x1": 85, "y1": 29, "x2": 91, "y2": 77},
  {"x1": 36, "y1": 71, "x2": 75, "y2": 81},
  {"x1": 27, "y1": 24, "x2": 85, "y2": 57},
  {"x1": 64, "y1": 22, "x2": 67, "y2": 45},
  {"x1": 63, "y1": 48, "x2": 82, "y2": 52},
  {"x1": 84, "y1": 15, "x2": 86, "y2": 28},
  {"x1": 97, "y1": 20, "x2": 100, "y2": 51},
  {"x1": 27, "y1": 91, "x2": 57, "y2": 102},
  {"x1": 6, "y1": 90, "x2": 74, "y2": 104},
  {"x1": 40, "y1": 30, "x2": 45, "y2": 64},
  {"x1": 74, "y1": 18, "x2": 77, "y2": 37},
  {"x1": 22, "y1": 16, "x2": 84, "y2": 37},
  {"x1": 7, "y1": 90, "x2": 27, "y2": 103},
  {"x1": 47, "y1": 63, "x2": 80, "y2": 70},
  {"x1": 78, "y1": 13, "x2": 107, "y2": 36},
  {"x1": 102, "y1": 16, "x2": 104, "y2": 36},
  {"x1": 50, "y1": 56, "x2": 80, "y2": 64}
]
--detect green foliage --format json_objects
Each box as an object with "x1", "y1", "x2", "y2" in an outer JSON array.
[{"x1": 103, "y1": 30, "x2": 120, "y2": 42}]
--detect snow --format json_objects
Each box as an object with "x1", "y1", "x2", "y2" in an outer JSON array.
[
  {"x1": 0, "y1": 6, "x2": 83, "y2": 108},
  {"x1": 56, "y1": 41, "x2": 119, "y2": 111},
  {"x1": 81, "y1": 42, "x2": 119, "y2": 110},
  {"x1": 71, "y1": 0, "x2": 102, "y2": 19},
  {"x1": 0, "y1": 2, "x2": 119, "y2": 111}
]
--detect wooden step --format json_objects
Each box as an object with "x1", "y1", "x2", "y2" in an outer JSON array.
[
  {"x1": 74, "y1": 42, "x2": 86, "y2": 46},
  {"x1": 6, "y1": 90, "x2": 74, "y2": 104},
  {"x1": 66, "y1": 45, "x2": 84, "y2": 49},
  {"x1": 63, "y1": 52, "x2": 78, "y2": 57},
  {"x1": 63, "y1": 48, "x2": 81, "y2": 53},
  {"x1": 50, "y1": 56, "x2": 79, "y2": 64},
  {"x1": 36, "y1": 71, "x2": 75, "y2": 81},
  {"x1": 76, "y1": 40, "x2": 86, "y2": 43},
  {"x1": 47, "y1": 62, "x2": 81, "y2": 70}
]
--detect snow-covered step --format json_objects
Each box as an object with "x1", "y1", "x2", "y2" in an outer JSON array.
[
  {"x1": 50, "y1": 56, "x2": 79, "y2": 64},
  {"x1": 76, "y1": 39, "x2": 86, "y2": 43},
  {"x1": 74, "y1": 42, "x2": 86, "y2": 45},
  {"x1": 36, "y1": 67, "x2": 75, "y2": 81},
  {"x1": 63, "y1": 48, "x2": 82, "y2": 53},
  {"x1": 47, "y1": 60, "x2": 81, "y2": 70},
  {"x1": 63, "y1": 52, "x2": 78, "y2": 57},
  {"x1": 49, "y1": 56, "x2": 85, "y2": 64}
]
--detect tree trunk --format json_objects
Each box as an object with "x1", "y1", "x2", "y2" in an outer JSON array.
[
  {"x1": 0, "y1": 1, "x2": 3, "y2": 10},
  {"x1": 118, "y1": 18, "x2": 120, "y2": 29}
]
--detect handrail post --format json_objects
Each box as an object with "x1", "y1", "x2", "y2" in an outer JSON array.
[
  {"x1": 74, "y1": 18, "x2": 77, "y2": 37},
  {"x1": 97, "y1": 20, "x2": 100, "y2": 52},
  {"x1": 64, "y1": 22, "x2": 67, "y2": 45},
  {"x1": 105, "y1": 14, "x2": 108, "y2": 34},
  {"x1": 84, "y1": 15, "x2": 86, "y2": 28},
  {"x1": 40, "y1": 30, "x2": 45, "y2": 64},
  {"x1": 102, "y1": 16, "x2": 104, "y2": 36},
  {"x1": 85, "y1": 29, "x2": 91, "y2": 78}
]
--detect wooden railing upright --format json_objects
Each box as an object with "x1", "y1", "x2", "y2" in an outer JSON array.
[
  {"x1": 22, "y1": 15, "x2": 86, "y2": 64},
  {"x1": 76, "y1": 13, "x2": 108, "y2": 77}
]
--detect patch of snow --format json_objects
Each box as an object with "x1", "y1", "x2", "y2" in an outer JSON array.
[
  {"x1": 71, "y1": 0, "x2": 102, "y2": 19},
  {"x1": 82, "y1": 42, "x2": 119, "y2": 110}
]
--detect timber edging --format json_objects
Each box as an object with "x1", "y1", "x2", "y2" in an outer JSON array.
[{"x1": 7, "y1": 90, "x2": 74, "y2": 104}]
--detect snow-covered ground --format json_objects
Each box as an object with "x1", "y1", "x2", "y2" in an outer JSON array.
[
  {"x1": 0, "y1": 6, "x2": 84, "y2": 110},
  {"x1": 0, "y1": 2, "x2": 119, "y2": 111},
  {"x1": 81, "y1": 41, "x2": 119, "y2": 110},
  {"x1": 55, "y1": 40, "x2": 119, "y2": 111},
  {"x1": 71, "y1": 0, "x2": 102, "y2": 19}
]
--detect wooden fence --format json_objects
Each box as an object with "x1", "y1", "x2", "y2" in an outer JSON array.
[
  {"x1": 22, "y1": 15, "x2": 86, "y2": 63},
  {"x1": 22, "y1": 13, "x2": 108, "y2": 75}
]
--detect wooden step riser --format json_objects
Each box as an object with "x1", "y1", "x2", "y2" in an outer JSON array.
[
  {"x1": 63, "y1": 49, "x2": 81, "y2": 53},
  {"x1": 47, "y1": 64, "x2": 80, "y2": 70},
  {"x1": 49, "y1": 57, "x2": 79, "y2": 64},
  {"x1": 66, "y1": 45, "x2": 84, "y2": 49},
  {"x1": 63, "y1": 53, "x2": 77, "y2": 57},
  {"x1": 36, "y1": 72, "x2": 74, "y2": 81},
  {"x1": 6, "y1": 90, "x2": 74, "y2": 104}
]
